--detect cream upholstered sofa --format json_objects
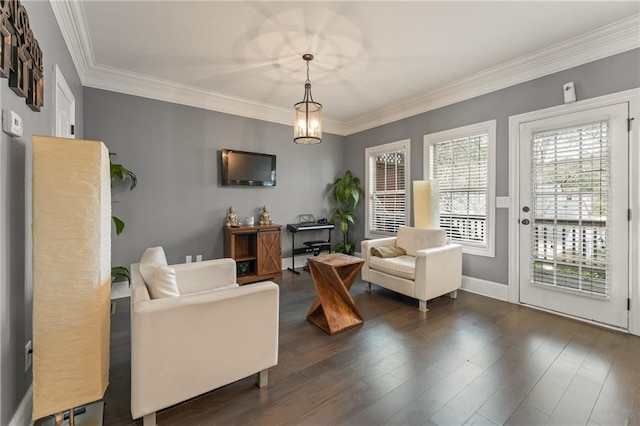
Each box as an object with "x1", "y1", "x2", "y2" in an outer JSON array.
[
  {"x1": 361, "y1": 226, "x2": 462, "y2": 312},
  {"x1": 130, "y1": 247, "x2": 279, "y2": 425}
]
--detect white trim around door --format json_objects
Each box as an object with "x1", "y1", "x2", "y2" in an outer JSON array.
[
  {"x1": 508, "y1": 88, "x2": 640, "y2": 335},
  {"x1": 54, "y1": 64, "x2": 76, "y2": 139}
]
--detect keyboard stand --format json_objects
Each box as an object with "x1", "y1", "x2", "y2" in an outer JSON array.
[{"x1": 286, "y1": 223, "x2": 335, "y2": 274}]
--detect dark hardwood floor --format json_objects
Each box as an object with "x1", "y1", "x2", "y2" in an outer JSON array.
[{"x1": 104, "y1": 270, "x2": 640, "y2": 425}]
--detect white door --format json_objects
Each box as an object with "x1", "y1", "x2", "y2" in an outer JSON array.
[
  {"x1": 55, "y1": 65, "x2": 75, "y2": 138},
  {"x1": 519, "y1": 103, "x2": 629, "y2": 329}
]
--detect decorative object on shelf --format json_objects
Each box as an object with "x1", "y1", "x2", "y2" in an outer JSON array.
[
  {"x1": 32, "y1": 136, "x2": 110, "y2": 424},
  {"x1": 0, "y1": 0, "x2": 44, "y2": 111},
  {"x1": 245, "y1": 216, "x2": 254, "y2": 226},
  {"x1": 259, "y1": 206, "x2": 272, "y2": 225},
  {"x1": 226, "y1": 206, "x2": 240, "y2": 227},
  {"x1": 237, "y1": 261, "x2": 250, "y2": 277},
  {"x1": 330, "y1": 170, "x2": 364, "y2": 255},
  {"x1": 413, "y1": 180, "x2": 440, "y2": 229},
  {"x1": 293, "y1": 53, "x2": 322, "y2": 144}
]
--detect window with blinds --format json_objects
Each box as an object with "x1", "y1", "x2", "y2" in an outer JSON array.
[
  {"x1": 530, "y1": 120, "x2": 610, "y2": 297},
  {"x1": 430, "y1": 134, "x2": 488, "y2": 245},
  {"x1": 365, "y1": 140, "x2": 410, "y2": 238},
  {"x1": 425, "y1": 120, "x2": 495, "y2": 256}
]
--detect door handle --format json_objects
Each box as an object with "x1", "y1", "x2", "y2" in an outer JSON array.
[{"x1": 521, "y1": 219, "x2": 530, "y2": 225}]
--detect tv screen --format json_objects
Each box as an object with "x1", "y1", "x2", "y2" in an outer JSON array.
[{"x1": 221, "y1": 149, "x2": 276, "y2": 187}]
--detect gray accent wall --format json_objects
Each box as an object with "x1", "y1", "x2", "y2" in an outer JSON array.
[
  {"x1": 83, "y1": 88, "x2": 345, "y2": 267},
  {"x1": 0, "y1": 1, "x2": 84, "y2": 424},
  {"x1": 345, "y1": 48, "x2": 640, "y2": 285}
]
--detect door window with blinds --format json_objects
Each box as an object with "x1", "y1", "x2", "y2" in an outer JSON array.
[
  {"x1": 365, "y1": 139, "x2": 410, "y2": 238},
  {"x1": 531, "y1": 121, "x2": 610, "y2": 296},
  {"x1": 424, "y1": 120, "x2": 496, "y2": 257}
]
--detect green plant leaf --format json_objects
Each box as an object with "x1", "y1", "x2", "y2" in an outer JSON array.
[
  {"x1": 330, "y1": 170, "x2": 364, "y2": 250},
  {"x1": 110, "y1": 153, "x2": 138, "y2": 190},
  {"x1": 112, "y1": 215, "x2": 125, "y2": 235},
  {"x1": 344, "y1": 242, "x2": 355, "y2": 255},
  {"x1": 333, "y1": 241, "x2": 347, "y2": 253},
  {"x1": 111, "y1": 266, "x2": 130, "y2": 283}
]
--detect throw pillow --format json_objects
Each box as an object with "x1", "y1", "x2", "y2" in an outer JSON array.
[
  {"x1": 396, "y1": 226, "x2": 447, "y2": 256},
  {"x1": 140, "y1": 246, "x2": 168, "y2": 267},
  {"x1": 371, "y1": 246, "x2": 407, "y2": 258},
  {"x1": 140, "y1": 263, "x2": 180, "y2": 299},
  {"x1": 139, "y1": 246, "x2": 179, "y2": 299}
]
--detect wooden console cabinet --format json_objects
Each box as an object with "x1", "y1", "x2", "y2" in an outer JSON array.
[{"x1": 223, "y1": 224, "x2": 282, "y2": 285}]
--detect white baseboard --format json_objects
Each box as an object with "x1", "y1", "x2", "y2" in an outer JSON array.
[
  {"x1": 461, "y1": 276, "x2": 508, "y2": 301},
  {"x1": 9, "y1": 384, "x2": 33, "y2": 426}
]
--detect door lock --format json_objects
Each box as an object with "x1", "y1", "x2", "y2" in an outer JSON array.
[{"x1": 522, "y1": 206, "x2": 530, "y2": 212}]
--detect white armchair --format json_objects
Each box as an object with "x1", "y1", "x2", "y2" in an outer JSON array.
[
  {"x1": 361, "y1": 226, "x2": 462, "y2": 312},
  {"x1": 130, "y1": 251, "x2": 279, "y2": 425}
]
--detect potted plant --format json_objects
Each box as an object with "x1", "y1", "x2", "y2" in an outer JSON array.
[
  {"x1": 110, "y1": 153, "x2": 137, "y2": 283},
  {"x1": 330, "y1": 170, "x2": 364, "y2": 255}
]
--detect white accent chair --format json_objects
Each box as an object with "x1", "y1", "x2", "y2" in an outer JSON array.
[
  {"x1": 130, "y1": 254, "x2": 279, "y2": 426},
  {"x1": 361, "y1": 226, "x2": 462, "y2": 312}
]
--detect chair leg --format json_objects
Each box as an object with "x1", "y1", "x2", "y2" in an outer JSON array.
[
  {"x1": 258, "y1": 369, "x2": 269, "y2": 388},
  {"x1": 418, "y1": 300, "x2": 428, "y2": 312},
  {"x1": 366, "y1": 282, "x2": 372, "y2": 292},
  {"x1": 143, "y1": 412, "x2": 156, "y2": 426},
  {"x1": 449, "y1": 290, "x2": 458, "y2": 300}
]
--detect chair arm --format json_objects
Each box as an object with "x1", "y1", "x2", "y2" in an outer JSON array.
[
  {"x1": 361, "y1": 237, "x2": 397, "y2": 281},
  {"x1": 131, "y1": 281, "x2": 279, "y2": 419},
  {"x1": 414, "y1": 244, "x2": 462, "y2": 301},
  {"x1": 172, "y1": 258, "x2": 236, "y2": 294}
]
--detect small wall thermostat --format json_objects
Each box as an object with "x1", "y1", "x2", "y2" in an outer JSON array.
[
  {"x1": 563, "y1": 82, "x2": 576, "y2": 104},
  {"x1": 2, "y1": 110, "x2": 24, "y2": 138}
]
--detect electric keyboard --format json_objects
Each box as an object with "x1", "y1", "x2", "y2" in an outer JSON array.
[{"x1": 287, "y1": 222, "x2": 335, "y2": 232}]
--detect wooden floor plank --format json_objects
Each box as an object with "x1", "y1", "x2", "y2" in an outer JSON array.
[
  {"x1": 50, "y1": 270, "x2": 640, "y2": 426},
  {"x1": 343, "y1": 363, "x2": 450, "y2": 425},
  {"x1": 588, "y1": 346, "x2": 640, "y2": 425},
  {"x1": 522, "y1": 324, "x2": 594, "y2": 415},
  {"x1": 546, "y1": 326, "x2": 621, "y2": 425},
  {"x1": 504, "y1": 403, "x2": 549, "y2": 425},
  {"x1": 473, "y1": 328, "x2": 574, "y2": 425},
  {"x1": 382, "y1": 361, "x2": 484, "y2": 424}
]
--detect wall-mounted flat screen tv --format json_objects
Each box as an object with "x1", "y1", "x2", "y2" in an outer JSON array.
[{"x1": 221, "y1": 149, "x2": 276, "y2": 187}]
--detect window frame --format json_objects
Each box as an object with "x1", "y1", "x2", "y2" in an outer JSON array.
[
  {"x1": 423, "y1": 120, "x2": 496, "y2": 257},
  {"x1": 365, "y1": 139, "x2": 411, "y2": 239}
]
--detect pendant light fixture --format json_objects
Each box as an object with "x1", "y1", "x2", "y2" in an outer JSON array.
[{"x1": 294, "y1": 53, "x2": 322, "y2": 144}]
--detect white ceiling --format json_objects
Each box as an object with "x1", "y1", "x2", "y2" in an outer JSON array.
[{"x1": 51, "y1": 1, "x2": 640, "y2": 135}]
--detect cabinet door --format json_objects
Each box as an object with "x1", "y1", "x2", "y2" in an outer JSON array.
[{"x1": 257, "y1": 230, "x2": 281, "y2": 275}]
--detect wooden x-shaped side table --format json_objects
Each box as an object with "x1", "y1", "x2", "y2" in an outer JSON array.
[{"x1": 306, "y1": 253, "x2": 365, "y2": 335}]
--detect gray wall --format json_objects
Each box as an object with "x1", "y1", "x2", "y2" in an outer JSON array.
[
  {"x1": 1, "y1": 7, "x2": 636, "y2": 421},
  {"x1": 345, "y1": 48, "x2": 640, "y2": 285},
  {"x1": 0, "y1": 1, "x2": 84, "y2": 424},
  {"x1": 83, "y1": 88, "x2": 345, "y2": 268}
]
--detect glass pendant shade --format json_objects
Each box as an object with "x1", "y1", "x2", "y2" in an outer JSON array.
[{"x1": 294, "y1": 54, "x2": 322, "y2": 144}]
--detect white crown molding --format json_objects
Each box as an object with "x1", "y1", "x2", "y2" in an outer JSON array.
[
  {"x1": 51, "y1": 1, "x2": 638, "y2": 137},
  {"x1": 48, "y1": 0, "x2": 347, "y2": 135},
  {"x1": 50, "y1": 0, "x2": 94, "y2": 78},
  {"x1": 81, "y1": 63, "x2": 346, "y2": 134},
  {"x1": 343, "y1": 13, "x2": 640, "y2": 135}
]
